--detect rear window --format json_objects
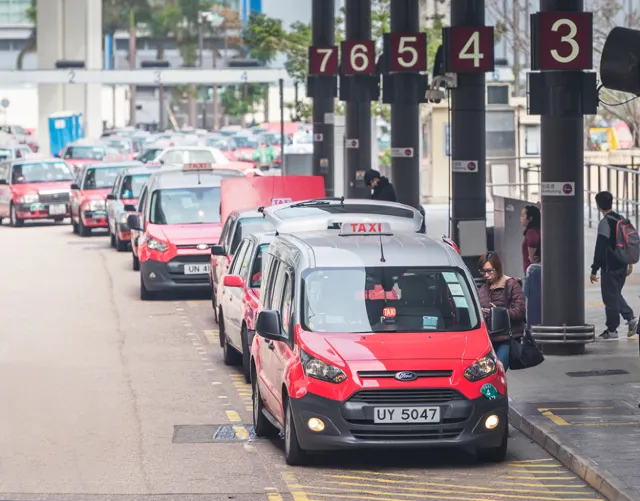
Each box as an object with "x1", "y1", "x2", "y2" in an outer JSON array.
[
  {"x1": 231, "y1": 218, "x2": 275, "y2": 254},
  {"x1": 301, "y1": 267, "x2": 479, "y2": 333},
  {"x1": 274, "y1": 204, "x2": 414, "y2": 220},
  {"x1": 64, "y1": 146, "x2": 106, "y2": 160}
]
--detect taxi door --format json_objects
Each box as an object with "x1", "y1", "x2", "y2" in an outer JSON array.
[
  {"x1": 0, "y1": 162, "x2": 10, "y2": 218},
  {"x1": 70, "y1": 167, "x2": 85, "y2": 222},
  {"x1": 222, "y1": 240, "x2": 251, "y2": 348},
  {"x1": 107, "y1": 172, "x2": 123, "y2": 235},
  {"x1": 214, "y1": 214, "x2": 237, "y2": 294},
  {"x1": 131, "y1": 185, "x2": 149, "y2": 259}
]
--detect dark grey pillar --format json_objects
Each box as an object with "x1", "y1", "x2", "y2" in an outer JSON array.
[
  {"x1": 345, "y1": 0, "x2": 372, "y2": 199},
  {"x1": 312, "y1": 0, "x2": 336, "y2": 196},
  {"x1": 449, "y1": 0, "x2": 487, "y2": 276},
  {"x1": 390, "y1": 0, "x2": 420, "y2": 209}
]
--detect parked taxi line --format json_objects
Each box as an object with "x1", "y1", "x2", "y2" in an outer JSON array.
[
  {"x1": 280, "y1": 470, "x2": 312, "y2": 501},
  {"x1": 203, "y1": 328, "x2": 219, "y2": 345},
  {"x1": 296, "y1": 490, "x2": 601, "y2": 501},
  {"x1": 538, "y1": 406, "x2": 640, "y2": 427},
  {"x1": 230, "y1": 371, "x2": 253, "y2": 412}
]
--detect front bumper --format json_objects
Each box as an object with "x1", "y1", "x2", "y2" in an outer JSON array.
[
  {"x1": 81, "y1": 210, "x2": 108, "y2": 228},
  {"x1": 140, "y1": 255, "x2": 212, "y2": 292},
  {"x1": 289, "y1": 390, "x2": 508, "y2": 452},
  {"x1": 16, "y1": 203, "x2": 70, "y2": 220}
]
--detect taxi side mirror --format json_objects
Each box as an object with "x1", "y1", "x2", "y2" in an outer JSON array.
[
  {"x1": 127, "y1": 213, "x2": 142, "y2": 231},
  {"x1": 106, "y1": 194, "x2": 116, "y2": 200},
  {"x1": 71, "y1": 183, "x2": 80, "y2": 190},
  {"x1": 211, "y1": 244, "x2": 226, "y2": 256},
  {"x1": 223, "y1": 274, "x2": 245, "y2": 288},
  {"x1": 124, "y1": 204, "x2": 136, "y2": 212},
  {"x1": 256, "y1": 310, "x2": 285, "y2": 342},
  {"x1": 488, "y1": 307, "x2": 511, "y2": 336},
  {"x1": 0, "y1": 179, "x2": 6, "y2": 185}
]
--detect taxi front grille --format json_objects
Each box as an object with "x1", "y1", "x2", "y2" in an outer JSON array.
[
  {"x1": 177, "y1": 243, "x2": 216, "y2": 249},
  {"x1": 358, "y1": 370, "x2": 453, "y2": 379},
  {"x1": 351, "y1": 428, "x2": 464, "y2": 441},
  {"x1": 170, "y1": 255, "x2": 210, "y2": 263},
  {"x1": 347, "y1": 389, "x2": 466, "y2": 405},
  {"x1": 39, "y1": 192, "x2": 70, "y2": 204}
]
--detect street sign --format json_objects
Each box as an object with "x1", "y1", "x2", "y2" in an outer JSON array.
[
  {"x1": 443, "y1": 27, "x2": 495, "y2": 73},
  {"x1": 541, "y1": 181, "x2": 575, "y2": 196},
  {"x1": 346, "y1": 139, "x2": 359, "y2": 148},
  {"x1": 387, "y1": 33, "x2": 427, "y2": 72},
  {"x1": 531, "y1": 12, "x2": 593, "y2": 70},
  {"x1": 391, "y1": 147, "x2": 414, "y2": 157},
  {"x1": 452, "y1": 160, "x2": 478, "y2": 173},
  {"x1": 341, "y1": 40, "x2": 376, "y2": 74},
  {"x1": 319, "y1": 158, "x2": 329, "y2": 168},
  {"x1": 313, "y1": 133, "x2": 323, "y2": 142},
  {"x1": 308, "y1": 46, "x2": 339, "y2": 75}
]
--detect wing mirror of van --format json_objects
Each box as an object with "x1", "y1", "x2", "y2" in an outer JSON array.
[
  {"x1": 127, "y1": 213, "x2": 142, "y2": 231},
  {"x1": 124, "y1": 204, "x2": 137, "y2": 212},
  {"x1": 211, "y1": 244, "x2": 226, "y2": 256},
  {"x1": 488, "y1": 307, "x2": 511, "y2": 336},
  {"x1": 106, "y1": 194, "x2": 116, "y2": 200},
  {"x1": 223, "y1": 274, "x2": 245, "y2": 288},
  {"x1": 70, "y1": 183, "x2": 80, "y2": 190},
  {"x1": 0, "y1": 179, "x2": 6, "y2": 185},
  {"x1": 256, "y1": 310, "x2": 286, "y2": 342}
]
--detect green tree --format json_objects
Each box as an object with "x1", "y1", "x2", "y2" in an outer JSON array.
[{"x1": 221, "y1": 84, "x2": 265, "y2": 124}]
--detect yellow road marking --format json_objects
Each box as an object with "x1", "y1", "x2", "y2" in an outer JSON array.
[
  {"x1": 539, "y1": 410, "x2": 571, "y2": 426},
  {"x1": 233, "y1": 425, "x2": 249, "y2": 439},
  {"x1": 509, "y1": 458, "x2": 555, "y2": 464},
  {"x1": 335, "y1": 468, "x2": 576, "y2": 481},
  {"x1": 505, "y1": 476, "x2": 576, "y2": 480},
  {"x1": 586, "y1": 301, "x2": 604, "y2": 307},
  {"x1": 203, "y1": 329, "x2": 219, "y2": 344},
  {"x1": 538, "y1": 407, "x2": 615, "y2": 412},
  {"x1": 508, "y1": 463, "x2": 563, "y2": 468},
  {"x1": 186, "y1": 300, "x2": 201, "y2": 307},
  {"x1": 267, "y1": 494, "x2": 283, "y2": 501},
  {"x1": 573, "y1": 421, "x2": 640, "y2": 426},
  {"x1": 281, "y1": 471, "x2": 311, "y2": 501},
  {"x1": 225, "y1": 410, "x2": 241, "y2": 422}
]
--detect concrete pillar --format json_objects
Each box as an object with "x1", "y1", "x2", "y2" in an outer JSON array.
[{"x1": 37, "y1": 0, "x2": 103, "y2": 154}]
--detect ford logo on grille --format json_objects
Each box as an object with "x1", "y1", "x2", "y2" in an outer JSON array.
[
  {"x1": 395, "y1": 371, "x2": 417, "y2": 381},
  {"x1": 196, "y1": 244, "x2": 209, "y2": 250}
]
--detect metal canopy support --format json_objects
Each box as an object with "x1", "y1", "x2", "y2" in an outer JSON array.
[
  {"x1": 449, "y1": 0, "x2": 487, "y2": 276},
  {"x1": 311, "y1": 0, "x2": 336, "y2": 197}
]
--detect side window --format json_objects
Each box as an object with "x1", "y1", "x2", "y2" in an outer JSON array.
[
  {"x1": 239, "y1": 243, "x2": 254, "y2": 279},
  {"x1": 264, "y1": 259, "x2": 281, "y2": 309},
  {"x1": 226, "y1": 220, "x2": 239, "y2": 253},
  {"x1": 0, "y1": 163, "x2": 8, "y2": 181},
  {"x1": 270, "y1": 262, "x2": 287, "y2": 312},
  {"x1": 230, "y1": 222, "x2": 244, "y2": 254},
  {"x1": 279, "y1": 273, "x2": 293, "y2": 338},
  {"x1": 14, "y1": 148, "x2": 22, "y2": 158},
  {"x1": 138, "y1": 187, "x2": 148, "y2": 217},
  {"x1": 219, "y1": 216, "x2": 233, "y2": 245},
  {"x1": 161, "y1": 150, "x2": 184, "y2": 165},
  {"x1": 112, "y1": 174, "x2": 122, "y2": 195},
  {"x1": 230, "y1": 240, "x2": 249, "y2": 275}
]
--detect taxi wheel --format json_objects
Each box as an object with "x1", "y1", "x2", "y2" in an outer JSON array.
[
  {"x1": 241, "y1": 325, "x2": 251, "y2": 383},
  {"x1": 284, "y1": 397, "x2": 308, "y2": 466},
  {"x1": 212, "y1": 287, "x2": 219, "y2": 323},
  {"x1": 115, "y1": 233, "x2": 128, "y2": 252},
  {"x1": 132, "y1": 254, "x2": 140, "y2": 271},
  {"x1": 53, "y1": 217, "x2": 64, "y2": 223},
  {"x1": 78, "y1": 217, "x2": 90, "y2": 237},
  {"x1": 220, "y1": 315, "x2": 241, "y2": 365},
  {"x1": 110, "y1": 231, "x2": 116, "y2": 248},
  {"x1": 476, "y1": 424, "x2": 508, "y2": 463},
  {"x1": 140, "y1": 275, "x2": 155, "y2": 301},
  {"x1": 71, "y1": 216, "x2": 78, "y2": 234},
  {"x1": 9, "y1": 203, "x2": 23, "y2": 227},
  {"x1": 252, "y1": 374, "x2": 279, "y2": 438}
]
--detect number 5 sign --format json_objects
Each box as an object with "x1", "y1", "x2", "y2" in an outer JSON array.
[
  {"x1": 341, "y1": 40, "x2": 376, "y2": 74},
  {"x1": 443, "y1": 27, "x2": 495, "y2": 73},
  {"x1": 531, "y1": 12, "x2": 593, "y2": 70},
  {"x1": 388, "y1": 33, "x2": 427, "y2": 72}
]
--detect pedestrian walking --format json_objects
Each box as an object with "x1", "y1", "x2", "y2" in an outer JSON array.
[
  {"x1": 364, "y1": 169, "x2": 396, "y2": 202},
  {"x1": 590, "y1": 191, "x2": 639, "y2": 340},
  {"x1": 521, "y1": 204, "x2": 542, "y2": 326},
  {"x1": 478, "y1": 252, "x2": 526, "y2": 371}
]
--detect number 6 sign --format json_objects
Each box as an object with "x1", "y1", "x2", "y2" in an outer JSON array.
[
  {"x1": 531, "y1": 12, "x2": 593, "y2": 70},
  {"x1": 388, "y1": 33, "x2": 427, "y2": 72},
  {"x1": 443, "y1": 27, "x2": 495, "y2": 73},
  {"x1": 341, "y1": 40, "x2": 376, "y2": 74}
]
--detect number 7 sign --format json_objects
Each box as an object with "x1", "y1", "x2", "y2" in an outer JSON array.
[
  {"x1": 308, "y1": 46, "x2": 339, "y2": 75},
  {"x1": 443, "y1": 26, "x2": 495, "y2": 73}
]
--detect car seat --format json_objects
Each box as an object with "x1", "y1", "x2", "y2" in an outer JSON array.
[{"x1": 396, "y1": 274, "x2": 444, "y2": 330}]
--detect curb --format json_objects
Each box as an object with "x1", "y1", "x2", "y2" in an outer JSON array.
[{"x1": 509, "y1": 404, "x2": 638, "y2": 501}]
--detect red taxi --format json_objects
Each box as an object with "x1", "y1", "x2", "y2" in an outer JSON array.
[
  {"x1": 71, "y1": 161, "x2": 137, "y2": 236},
  {"x1": 0, "y1": 158, "x2": 75, "y2": 226},
  {"x1": 60, "y1": 141, "x2": 121, "y2": 170},
  {"x1": 251, "y1": 222, "x2": 508, "y2": 465},
  {"x1": 126, "y1": 164, "x2": 231, "y2": 300}
]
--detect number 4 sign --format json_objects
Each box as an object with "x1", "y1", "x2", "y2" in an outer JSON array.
[{"x1": 443, "y1": 26, "x2": 495, "y2": 73}]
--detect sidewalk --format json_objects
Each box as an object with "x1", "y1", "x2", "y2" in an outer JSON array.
[{"x1": 509, "y1": 295, "x2": 640, "y2": 501}]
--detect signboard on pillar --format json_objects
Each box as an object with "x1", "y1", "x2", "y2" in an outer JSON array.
[
  {"x1": 531, "y1": 12, "x2": 593, "y2": 70},
  {"x1": 387, "y1": 33, "x2": 427, "y2": 72},
  {"x1": 308, "y1": 46, "x2": 339, "y2": 75},
  {"x1": 443, "y1": 27, "x2": 495, "y2": 73},
  {"x1": 341, "y1": 40, "x2": 376, "y2": 74}
]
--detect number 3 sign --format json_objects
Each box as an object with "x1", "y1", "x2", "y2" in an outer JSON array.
[
  {"x1": 531, "y1": 12, "x2": 593, "y2": 70},
  {"x1": 443, "y1": 27, "x2": 495, "y2": 73}
]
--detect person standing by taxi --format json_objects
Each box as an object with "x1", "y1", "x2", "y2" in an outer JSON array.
[
  {"x1": 521, "y1": 204, "x2": 541, "y2": 326},
  {"x1": 478, "y1": 252, "x2": 526, "y2": 371},
  {"x1": 364, "y1": 169, "x2": 396, "y2": 202}
]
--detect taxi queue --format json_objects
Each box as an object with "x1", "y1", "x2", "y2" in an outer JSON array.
[{"x1": 1, "y1": 155, "x2": 510, "y2": 467}]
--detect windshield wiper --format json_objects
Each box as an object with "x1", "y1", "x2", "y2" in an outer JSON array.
[{"x1": 290, "y1": 196, "x2": 345, "y2": 208}]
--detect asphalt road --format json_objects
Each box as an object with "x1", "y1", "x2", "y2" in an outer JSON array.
[{"x1": 0, "y1": 220, "x2": 606, "y2": 501}]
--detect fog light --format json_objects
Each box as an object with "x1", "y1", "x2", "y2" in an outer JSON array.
[
  {"x1": 149, "y1": 272, "x2": 156, "y2": 279},
  {"x1": 307, "y1": 417, "x2": 325, "y2": 432},
  {"x1": 485, "y1": 414, "x2": 499, "y2": 430}
]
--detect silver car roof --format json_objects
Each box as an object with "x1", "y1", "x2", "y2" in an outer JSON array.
[{"x1": 261, "y1": 198, "x2": 423, "y2": 233}]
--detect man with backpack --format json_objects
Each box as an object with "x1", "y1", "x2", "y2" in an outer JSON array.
[{"x1": 590, "y1": 191, "x2": 639, "y2": 340}]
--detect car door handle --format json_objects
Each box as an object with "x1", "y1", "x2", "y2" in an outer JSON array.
[{"x1": 267, "y1": 341, "x2": 275, "y2": 350}]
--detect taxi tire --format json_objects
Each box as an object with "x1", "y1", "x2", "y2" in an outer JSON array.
[
  {"x1": 241, "y1": 325, "x2": 251, "y2": 383},
  {"x1": 284, "y1": 397, "x2": 308, "y2": 466},
  {"x1": 9, "y1": 203, "x2": 23, "y2": 227},
  {"x1": 72, "y1": 216, "x2": 79, "y2": 234},
  {"x1": 115, "y1": 232, "x2": 128, "y2": 252},
  {"x1": 252, "y1": 376, "x2": 278, "y2": 438},
  {"x1": 221, "y1": 315, "x2": 241, "y2": 365},
  {"x1": 132, "y1": 254, "x2": 140, "y2": 271},
  {"x1": 78, "y1": 217, "x2": 90, "y2": 237},
  {"x1": 140, "y1": 275, "x2": 155, "y2": 300},
  {"x1": 110, "y1": 231, "x2": 116, "y2": 248},
  {"x1": 476, "y1": 425, "x2": 508, "y2": 463}
]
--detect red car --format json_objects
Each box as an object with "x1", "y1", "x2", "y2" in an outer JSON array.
[
  {"x1": 70, "y1": 161, "x2": 136, "y2": 236},
  {"x1": 60, "y1": 142, "x2": 120, "y2": 170},
  {"x1": 251, "y1": 221, "x2": 508, "y2": 465},
  {"x1": 0, "y1": 158, "x2": 74, "y2": 226}
]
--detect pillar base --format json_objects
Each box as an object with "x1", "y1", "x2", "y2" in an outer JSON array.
[{"x1": 531, "y1": 324, "x2": 595, "y2": 355}]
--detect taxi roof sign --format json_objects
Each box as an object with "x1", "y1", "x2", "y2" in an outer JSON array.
[
  {"x1": 339, "y1": 222, "x2": 393, "y2": 236},
  {"x1": 183, "y1": 163, "x2": 213, "y2": 171},
  {"x1": 271, "y1": 197, "x2": 293, "y2": 205}
]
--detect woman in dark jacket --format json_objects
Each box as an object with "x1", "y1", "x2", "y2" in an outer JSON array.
[{"x1": 477, "y1": 251, "x2": 526, "y2": 371}]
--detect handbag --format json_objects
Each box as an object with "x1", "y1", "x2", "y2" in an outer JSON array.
[{"x1": 503, "y1": 279, "x2": 545, "y2": 370}]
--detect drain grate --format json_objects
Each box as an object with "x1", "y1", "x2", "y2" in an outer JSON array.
[
  {"x1": 566, "y1": 369, "x2": 630, "y2": 377},
  {"x1": 173, "y1": 424, "x2": 257, "y2": 443}
]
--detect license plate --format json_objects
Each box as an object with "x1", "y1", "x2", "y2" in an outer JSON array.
[
  {"x1": 92, "y1": 211, "x2": 106, "y2": 217},
  {"x1": 374, "y1": 406, "x2": 441, "y2": 424},
  {"x1": 49, "y1": 204, "x2": 66, "y2": 215},
  {"x1": 184, "y1": 264, "x2": 210, "y2": 275},
  {"x1": 30, "y1": 203, "x2": 45, "y2": 211}
]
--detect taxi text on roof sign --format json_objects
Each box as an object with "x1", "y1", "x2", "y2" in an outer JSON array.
[
  {"x1": 271, "y1": 197, "x2": 293, "y2": 205},
  {"x1": 183, "y1": 163, "x2": 213, "y2": 171},
  {"x1": 339, "y1": 222, "x2": 393, "y2": 235}
]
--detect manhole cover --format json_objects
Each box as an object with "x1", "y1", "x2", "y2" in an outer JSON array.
[
  {"x1": 566, "y1": 369, "x2": 630, "y2": 377},
  {"x1": 173, "y1": 424, "x2": 257, "y2": 443}
]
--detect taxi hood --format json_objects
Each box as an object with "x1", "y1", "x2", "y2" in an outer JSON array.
[
  {"x1": 11, "y1": 181, "x2": 72, "y2": 195},
  {"x1": 298, "y1": 330, "x2": 490, "y2": 363},
  {"x1": 81, "y1": 188, "x2": 112, "y2": 201},
  {"x1": 153, "y1": 223, "x2": 223, "y2": 244}
]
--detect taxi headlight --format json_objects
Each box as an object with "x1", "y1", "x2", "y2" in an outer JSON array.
[
  {"x1": 146, "y1": 236, "x2": 168, "y2": 252},
  {"x1": 83, "y1": 200, "x2": 106, "y2": 211},
  {"x1": 18, "y1": 194, "x2": 38, "y2": 204},
  {"x1": 464, "y1": 352, "x2": 497, "y2": 382},
  {"x1": 300, "y1": 350, "x2": 347, "y2": 384}
]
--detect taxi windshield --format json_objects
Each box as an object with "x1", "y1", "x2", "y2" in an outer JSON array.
[
  {"x1": 120, "y1": 174, "x2": 150, "y2": 199},
  {"x1": 301, "y1": 267, "x2": 479, "y2": 333},
  {"x1": 275, "y1": 204, "x2": 414, "y2": 219},
  {"x1": 64, "y1": 146, "x2": 106, "y2": 159},
  {"x1": 106, "y1": 139, "x2": 132, "y2": 153},
  {"x1": 12, "y1": 162, "x2": 74, "y2": 184},
  {"x1": 234, "y1": 136, "x2": 258, "y2": 148},
  {"x1": 231, "y1": 218, "x2": 275, "y2": 253},
  {"x1": 149, "y1": 187, "x2": 221, "y2": 224},
  {"x1": 138, "y1": 148, "x2": 163, "y2": 162},
  {"x1": 83, "y1": 167, "x2": 127, "y2": 189}
]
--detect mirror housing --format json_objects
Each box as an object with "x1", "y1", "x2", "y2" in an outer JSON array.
[
  {"x1": 488, "y1": 307, "x2": 511, "y2": 336},
  {"x1": 106, "y1": 193, "x2": 116, "y2": 200},
  {"x1": 0, "y1": 179, "x2": 6, "y2": 185},
  {"x1": 211, "y1": 244, "x2": 226, "y2": 256},
  {"x1": 256, "y1": 310, "x2": 286, "y2": 342},
  {"x1": 70, "y1": 183, "x2": 80, "y2": 190},
  {"x1": 126, "y1": 213, "x2": 142, "y2": 231},
  {"x1": 123, "y1": 204, "x2": 137, "y2": 212},
  {"x1": 223, "y1": 274, "x2": 245, "y2": 288}
]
